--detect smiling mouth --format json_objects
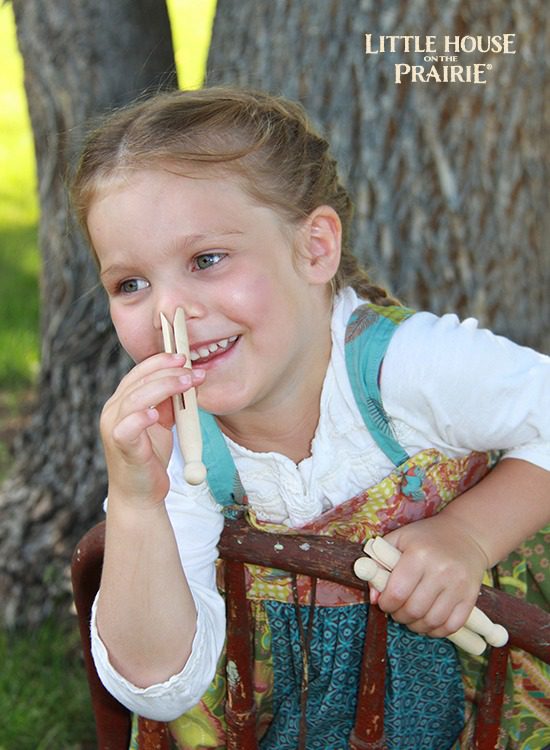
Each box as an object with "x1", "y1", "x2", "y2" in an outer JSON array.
[{"x1": 189, "y1": 335, "x2": 239, "y2": 365}]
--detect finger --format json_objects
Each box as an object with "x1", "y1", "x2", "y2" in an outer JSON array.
[
  {"x1": 383, "y1": 571, "x2": 446, "y2": 627},
  {"x1": 404, "y1": 589, "x2": 477, "y2": 637},
  {"x1": 432, "y1": 595, "x2": 479, "y2": 638},
  {"x1": 106, "y1": 351, "x2": 204, "y2": 421},
  {"x1": 119, "y1": 352, "x2": 189, "y2": 388},
  {"x1": 111, "y1": 407, "x2": 161, "y2": 461},
  {"x1": 119, "y1": 362, "x2": 206, "y2": 399},
  {"x1": 400, "y1": 592, "x2": 455, "y2": 635},
  {"x1": 377, "y1": 560, "x2": 424, "y2": 615},
  {"x1": 131, "y1": 366, "x2": 205, "y2": 403},
  {"x1": 115, "y1": 373, "x2": 202, "y2": 422},
  {"x1": 153, "y1": 377, "x2": 203, "y2": 431},
  {"x1": 369, "y1": 587, "x2": 381, "y2": 606}
]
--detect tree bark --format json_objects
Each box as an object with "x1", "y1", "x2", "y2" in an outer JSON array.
[
  {"x1": 3, "y1": 0, "x2": 548, "y2": 628},
  {"x1": 0, "y1": 0, "x2": 176, "y2": 627},
  {"x1": 207, "y1": 0, "x2": 549, "y2": 351}
]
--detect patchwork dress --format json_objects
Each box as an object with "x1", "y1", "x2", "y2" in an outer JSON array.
[{"x1": 132, "y1": 304, "x2": 550, "y2": 750}]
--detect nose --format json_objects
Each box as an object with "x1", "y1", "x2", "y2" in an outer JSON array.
[{"x1": 154, "y1": 287, "x2": 207, "y2": 330}]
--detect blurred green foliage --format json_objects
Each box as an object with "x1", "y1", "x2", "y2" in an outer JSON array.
[{"x1": 0, "y1": 3, "x2": 40, "y2": 390}]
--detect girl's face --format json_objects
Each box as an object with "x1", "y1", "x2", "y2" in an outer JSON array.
[{"x1": 88, "y1": 168, "x2": 336, "y2": 420}]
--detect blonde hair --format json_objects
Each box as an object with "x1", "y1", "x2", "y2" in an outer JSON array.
[{"x1": 72, "y1": 86, "x2": 398, "y2": 305}]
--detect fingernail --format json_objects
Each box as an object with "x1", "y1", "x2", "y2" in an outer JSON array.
[
  {"x1": 193, "y1": 368, "x2": 206, "y2": 378},
  {"x1": 179, "y1": 375, "x2": 191, "y2": 385}
]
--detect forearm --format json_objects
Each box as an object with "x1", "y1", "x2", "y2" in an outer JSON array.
[
  {"x1": 97, "y1": 497, "x2": 197, "y2": 688},
  {"x1": 440, "y1": 457, "x2": 550, "y2": 568}
]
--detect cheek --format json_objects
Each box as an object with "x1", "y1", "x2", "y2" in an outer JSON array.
[
  {"x1": 110, "y1": 308, "x2": 153, "y2": 363},
  {"x1": 220, "y1": 274, "x2": 276, "y2": 319}
]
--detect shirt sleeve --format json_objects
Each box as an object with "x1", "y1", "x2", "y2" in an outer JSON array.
[
  {"x1": 90, "y1": 473, "x2": 226, "y2": 721},
  {"x1": 380, "y1": 311, "x2": 550, "y2": 471}
]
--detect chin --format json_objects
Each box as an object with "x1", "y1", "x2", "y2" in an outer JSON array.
[{"x1": 197, "y1": 390, "x2": 250, "y2": 418}]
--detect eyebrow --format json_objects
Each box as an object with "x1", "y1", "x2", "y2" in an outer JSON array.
[
  {"x1": 99, "y1": 229, "x2": 244, "y2": 278},
  {"x1": 176, "y1": 230, "x2": 244, "y2": 249},
  {"x1": 100, "y1": 263, "x2": 132, "y2": 279}
]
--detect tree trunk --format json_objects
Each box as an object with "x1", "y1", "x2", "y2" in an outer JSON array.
[
  {"x1": 207, "y1": 0, "x2": 549, "y2": 351},
  {"x1": 0, "y1": 0, "x2": 176, "y2": 627}
]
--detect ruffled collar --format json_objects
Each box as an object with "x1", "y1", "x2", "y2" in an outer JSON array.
[{"x1": 223, "y1": 288, "x2": 398, "y2": 526}]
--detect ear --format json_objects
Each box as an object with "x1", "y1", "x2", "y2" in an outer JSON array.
[{"x1": 297, "y1": 205, "x2": 342, "y2": 285}]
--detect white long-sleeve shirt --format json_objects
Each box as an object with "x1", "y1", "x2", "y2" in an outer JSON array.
[{"x1": 91, "y1": 287, "x2": 550, "y2": 720}]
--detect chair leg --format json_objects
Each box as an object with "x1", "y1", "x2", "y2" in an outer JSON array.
[
  {"x1": 71, "y1": 523, "x2": 133, "y2": 749},
  {"x1": 350, "y1": 604, "x2": 388, "y2": 750},
  {"x1": 224, "y1": 559, "x2": 259, "y2": 750},
  {"x1": 473, "y1": 644, "x2": 510, "y2": 750}
]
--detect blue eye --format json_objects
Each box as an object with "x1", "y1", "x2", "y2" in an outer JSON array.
[
  {"x1": 193, "y1": 253, "x2": 225, "y2": 271},
  {"x1": 119, "y1": 278, "x2": 150, "y2": 294}
]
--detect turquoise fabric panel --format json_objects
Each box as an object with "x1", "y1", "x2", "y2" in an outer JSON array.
[{"x1": 261, "y1": 601, "x2": 464, "y2": 750}]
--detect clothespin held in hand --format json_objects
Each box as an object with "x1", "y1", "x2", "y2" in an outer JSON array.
[
  {"x1": 160, "y1": 308, "x2": 207, "y2": 486},
  {"x1": 354, "y1": 536, "x2": 508, "y2": 656}
]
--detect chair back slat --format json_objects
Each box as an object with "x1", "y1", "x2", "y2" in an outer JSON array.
[
  {"x1": 350, "y1": 603, "x2": 388, "y2": 750},
  {"x1": 136, "y1": 717, "x2": 171, "y2": 749},
  {"x1": 72, "y1": 519, "x2": 550, "y2": 750},
  {"x1": 224, "y1": 559, "x2": 259, "y2": 750},
  {"x1": 477, "y1": 587, "x2": 550, "y2": 663},
  {"x1": 473, "y1": 644, "x2": 511, "y2": 749}
]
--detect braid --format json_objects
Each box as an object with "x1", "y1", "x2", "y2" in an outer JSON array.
[{"x1": 335, "y1": 249, "x2": 401, "y2": 307}]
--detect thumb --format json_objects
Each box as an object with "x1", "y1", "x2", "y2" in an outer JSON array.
[{"x1": 369, "y1": 586, "x2": 381, "y2": 605}]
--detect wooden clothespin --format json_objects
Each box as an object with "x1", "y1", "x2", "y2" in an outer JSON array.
[
  {"x1": 354, "y1": 536, "x2": 508, "y2": 655},
  {"x1": 160, "y1": 308, "x2": 207, "y2": 486}
]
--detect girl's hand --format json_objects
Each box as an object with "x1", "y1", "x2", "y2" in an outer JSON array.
[
  {"x1": 373, "y1": 513, "x2": 490, "y2": 638},
  {"x1": 100, "y1": 353, "x2": 205, "y2": 508}
]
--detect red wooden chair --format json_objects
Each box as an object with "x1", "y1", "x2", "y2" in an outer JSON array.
[{"x1": 71, "y1": 517, "x2": 550, "y2": 750}]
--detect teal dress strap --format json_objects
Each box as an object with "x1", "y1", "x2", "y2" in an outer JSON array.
[
  {"x1": 198, "y1": 410, "x2": 245, "y2": 513},
  {"x1": 344, "y1": 303, "x2": 416, "y2": 467}
]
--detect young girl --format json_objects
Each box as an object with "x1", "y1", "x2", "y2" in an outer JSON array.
[{"x1": 72, "y1": 87, "x2": 550, "y2": 750}]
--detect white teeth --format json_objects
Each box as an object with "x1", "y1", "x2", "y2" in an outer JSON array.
[{"x1": 189, "y1": 335, "x2": 238, "y2": 361}]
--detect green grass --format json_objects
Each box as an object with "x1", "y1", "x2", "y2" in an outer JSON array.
[
  {"x1": 0, "y1": 2, "x2": 216, "y2": 747},
  {"x1": 0, "y1": 619, "x2": 96, "y2": 749}
]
